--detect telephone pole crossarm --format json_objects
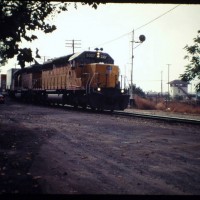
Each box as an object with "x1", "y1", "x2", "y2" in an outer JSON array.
[{"x1": 65, "y1": 39, "x2": 81, "y2": 54}]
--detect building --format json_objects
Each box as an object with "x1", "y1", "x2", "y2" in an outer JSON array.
[{"x1": 168, "y1": 79, "x2": 189, "y2": 100}]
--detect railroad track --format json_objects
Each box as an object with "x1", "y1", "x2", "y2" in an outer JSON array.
[
  {"x1": 69, "y1": 105, "x2": 200, "y2": 125},
  {"x1": 112, "y1": 110, "x2": 200, "y2": 125},
  {"x1": 7, "y1": 98, "x2": 200, "y2": 125},
  {"x1": 43, "y1": 103, "x2": 200, "y2": 125}
]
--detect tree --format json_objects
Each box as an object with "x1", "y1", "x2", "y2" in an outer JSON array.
[
  {"x1": 129, "y1": 84, "x2": 146, "y2": 98},
  {"x1": 180, "y1": 30, "x2": 200, "y2": 92},
  {"x1": 0, "y1": 1, "x2": 102, "y2": 68}
]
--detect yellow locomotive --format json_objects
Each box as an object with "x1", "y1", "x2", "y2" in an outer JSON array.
[{"x1": 9, "y1": 50, "x2": 130, "y2": 111}]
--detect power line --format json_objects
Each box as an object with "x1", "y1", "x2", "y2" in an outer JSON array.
[
  {"x1": 90, "y1": 32, "x2": 131, "y2": 46},
  {"x1": 133, "y1": 79, "x2": 169, "y2": 82},
  {"x1": 92, "y1": 4, "x2": 181, "y2": 48},
  {"x1": 135, "y1": 4, "x2": 181, "y2": 31},
  {"x1": 90, "y1": 32, "x2": 130, "y2": 49}
]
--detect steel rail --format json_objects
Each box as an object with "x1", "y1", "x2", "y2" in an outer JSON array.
[
  {"x1": 112, "y1": 111, "x2": 200, "y2": 125},
  {"x1": 59, "y1": 104, "x2": 200, "y2": 125},
  {"x1": 9, "y1": 97, "x2": 200, "y2": 125}
]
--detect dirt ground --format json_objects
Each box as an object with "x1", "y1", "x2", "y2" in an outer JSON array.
[{"x1": 0, "y1": 97, "x2": 200, "y2": 194}]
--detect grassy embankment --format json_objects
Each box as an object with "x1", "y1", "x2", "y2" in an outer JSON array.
[{"x1": 133, "y1": 95, "x2": 200, "y2": 114}]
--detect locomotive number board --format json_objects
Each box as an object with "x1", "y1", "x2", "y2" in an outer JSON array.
[{"x1": 85, "y1": 52, "x2": 107, "y2": 59}]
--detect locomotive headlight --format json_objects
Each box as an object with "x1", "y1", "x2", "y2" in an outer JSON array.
[
  {"x1": 121, "y1": 89, "x2": 124, "y2": 93},
  {"x1": 97, "y1": 87, "x2": 101, "y2": 92},
  {"x1": 97, "y1": 52, "x2": 100, "y2": 58}
]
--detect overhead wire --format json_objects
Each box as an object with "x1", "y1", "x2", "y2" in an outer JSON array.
[
  {"x1": 91, "y1": 4, "x2": 181, "y2": 48},
  {"x1": 135, "y1": 4, "x2": 181, "y2": 31},
  {"x1": 90, "y1": 32, "x2": 130, "y2": 48}
]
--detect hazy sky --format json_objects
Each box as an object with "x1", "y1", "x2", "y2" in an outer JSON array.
[{"x1": 1, "y1": 3, "x2": 200, "y2": 93}]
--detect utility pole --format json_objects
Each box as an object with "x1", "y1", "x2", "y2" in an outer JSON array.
[
  {"x1": 65, "y1": 39, "x2": 81, "y2": 54},
  {"x1": 129, "y1": 29, "x2": 135, "y2": 107},
  {"x1": 130, "y1": 30, "x2": 134, "y2": 93},
  {"x1": 167, "y1": 64, "x2": 171, "y2": 100},
  {"x1": 161, "y1": 70, "x2": 163, "y2": 96},
  {"x1": 129, "y1": 29, "x2": 146, "y2": 107}
]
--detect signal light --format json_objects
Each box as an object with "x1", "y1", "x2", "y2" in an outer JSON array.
[{"x1": 139, "y1": 35, "x2": 146, "y2": 42}]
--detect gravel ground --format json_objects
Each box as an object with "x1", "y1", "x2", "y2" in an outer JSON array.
[{"x1": 0, "y1": 97, "x2": 200, "y2": 194}]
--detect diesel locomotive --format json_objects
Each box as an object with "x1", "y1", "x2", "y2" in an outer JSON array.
[{"x1": 7, "y1": 50, "x2": 130, "y2": 111}]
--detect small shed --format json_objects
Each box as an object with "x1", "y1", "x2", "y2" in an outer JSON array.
[{"x1": 168, "y1": 79, "x2": 189, "y2": 100}]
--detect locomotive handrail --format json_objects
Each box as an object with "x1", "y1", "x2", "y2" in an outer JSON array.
[
  {"x1": 88, "y1": 72, "x2": 99, "y2": 94},
  {"x1": 82, "y1": 73, "x2": 90, "y2": 94},
  {"x1": 32, "y1": 78, "x2": 41, "y2": 89},
  {"x1": 120, "y1": 75, "x2": 129, "y2": 90}
]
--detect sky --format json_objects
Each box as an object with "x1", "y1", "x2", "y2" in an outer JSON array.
[{"x1": 1, "y1": 3, "x2": 200, "y2": 93}]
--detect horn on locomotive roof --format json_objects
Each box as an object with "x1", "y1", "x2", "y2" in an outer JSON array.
[{"x1": 94, "y1": 48, "x2": 103, "y2": 51}]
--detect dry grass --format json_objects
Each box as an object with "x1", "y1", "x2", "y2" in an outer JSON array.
[
  {"x1": 167, "y1": 101, "x2": 200, "y2": 114},
  {"x1": 134, "y1": 95, "x2": 156, "y2": 110},
  {"x1": 134, "y1": 95, "x2": 200, "y2": 114}
]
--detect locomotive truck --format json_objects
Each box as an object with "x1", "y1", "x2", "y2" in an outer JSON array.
[{"x1": 7, "y1": 50, "x2": 130, "y2": 111}]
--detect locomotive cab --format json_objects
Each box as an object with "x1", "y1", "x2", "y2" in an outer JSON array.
[
  {"x1": 80, "y1": 63, "x2": 129, "y2": 111},
  {"x1": 82, "y1": 63, "x2": 119, "y2": 89}
]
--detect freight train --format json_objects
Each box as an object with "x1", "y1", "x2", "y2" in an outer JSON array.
[{"x1": 7, "y1": 50, "x2": 130, "y2": 111}]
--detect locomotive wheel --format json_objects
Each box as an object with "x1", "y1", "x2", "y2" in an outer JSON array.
[
  {"x1": 97, "y1": 105, "x2": 104, "y2": 112},
  {"x1": 90, "y1": 106, "x2": 96, "y2": 111},
  {"x1": 81, "y1": 104, "x2": 87, "y2": 110},
  {"x1": 73, "y1": 103, "x2": 78, "y2": 109}
]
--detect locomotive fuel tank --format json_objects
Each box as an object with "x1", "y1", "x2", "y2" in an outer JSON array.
[{"x1": 47, "y1": 94, "x2": 63, "y2": 103}]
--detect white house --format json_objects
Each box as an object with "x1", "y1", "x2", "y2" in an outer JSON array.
[{"x1": 168, "y1": 79, "x2": 189, "y2": 100}]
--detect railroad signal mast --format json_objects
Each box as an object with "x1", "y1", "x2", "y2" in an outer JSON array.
[
  {"x1": 129, "y1": 29, "x2": 146, "y2": 106},
  {"x1": 65, "y1": 39, "x2": 81, "y2": 54}
]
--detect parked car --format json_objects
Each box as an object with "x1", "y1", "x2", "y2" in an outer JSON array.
[{"x1": 0, "y1": 93, "x2": 5, "y2": 104}]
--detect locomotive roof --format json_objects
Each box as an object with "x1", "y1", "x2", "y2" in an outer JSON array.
[
  {"x1": 68, "y1": 51, "x2": 114, "y2": 64},
  {"x1": 41, "y1": 51, "x2": 114, "y2": 68},
  {"x1": 42, "y1": 54, "x2": 73, "y2": 70},
  {"x1": 14, "y1": 63, "x2": 42, "y2": 75},
  {"x1": 14, "y1": 51, "x2": 114, "y2": 75}
]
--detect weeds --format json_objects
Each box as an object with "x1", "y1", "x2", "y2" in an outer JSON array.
[{"x1": 134, "y1": 95, "x2": 200, "y2": 114}]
